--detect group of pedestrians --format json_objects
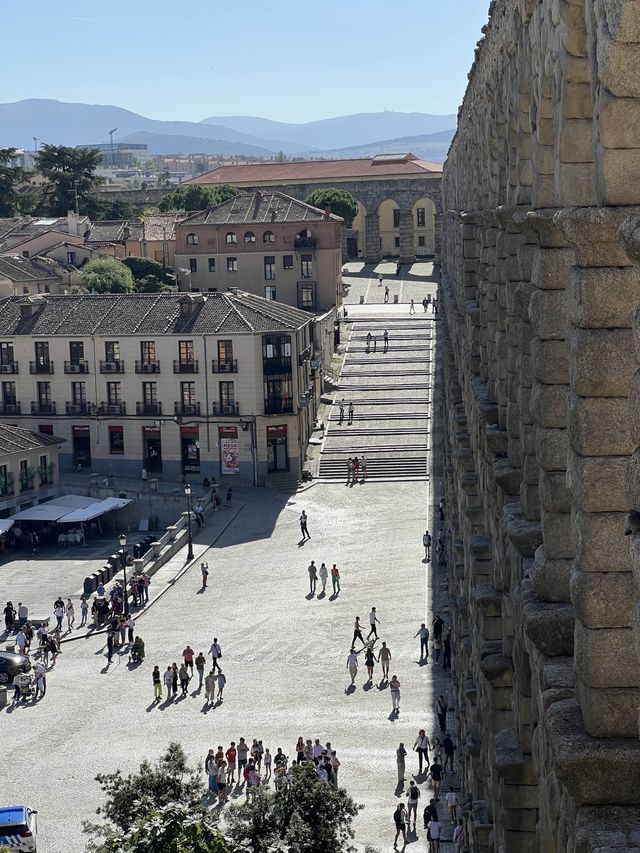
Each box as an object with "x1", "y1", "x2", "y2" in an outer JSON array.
[
  {"x1": 338, "y1": 399, "x2": 354, "y2": 426},
  {"x1": 306, "y1": 561, "x2": 341, "y2": 596},
  {"x1": 150, "y1": 639, "x2": 225, "y2": 705},
  {"x1": 346, "y1": 455, "x2": 366, "y2": 482},
  {"x1": 364, "y1": 330, "x2": 390, "y2": 354}
]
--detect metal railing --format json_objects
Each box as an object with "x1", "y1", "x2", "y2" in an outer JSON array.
[
  {"x1": 211, "y1": 359, "x2": 238, "y2": 373},
  {"x1": 135, "y1": 360, "x2": 161, "y2": 373},
  {"x1": 173, "y1": 360, "x2": 199, "y2": 374}
]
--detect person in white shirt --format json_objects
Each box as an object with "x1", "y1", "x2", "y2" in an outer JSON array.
[
  {"x1": 66, "y1": 598, "x2": 75, "y2": 630},
  {"x1": 209, "y1": 638, "x2": 222, "y2": 672},
  {"x1": 15, "y1": 629, "x2": 26, "y2": 655},
  {"x1": 163, "y1": 666, "x2": 174, "y2": 697},
  {"x1": 427, "y1": 817, "x2": 441, "y2": 851},
  {"x1": 445, "y1": 788, "x2": 459, "y2": 823},
  {"x1": 17, "y1": 602, "x2": 28, "y2": 627},
  {"x1": 453, "y1": 818, "x2": 466, "y2": 851},
  {"x1": 193, "y1": 503, "x2": 205, "y2": 527},
  {"x1": 346, "y1": 648, "x2": 358, "y2": 684},
  {"x1": 367, "y1": 606, "x2": 380, "y2": 639}
]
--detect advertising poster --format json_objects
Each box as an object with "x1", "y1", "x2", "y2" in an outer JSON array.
[{"x1": 221, "y1": 438, "x2": 240, "y2": 474}]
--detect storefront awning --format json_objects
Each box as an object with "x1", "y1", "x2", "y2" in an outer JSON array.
[
  {"x1": 12, "y1": 504, "x2": 71, "y2": 522},
  {"x1": 0, "y1": 518, "x2": 14, "y2": 535},
  {"x1": 58, "y1": 497, "x2": 131, "y2": 523}
]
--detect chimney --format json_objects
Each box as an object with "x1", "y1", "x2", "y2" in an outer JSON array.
[{"x1": 67, "y1": 210, "x2": 80, "y2": 236}]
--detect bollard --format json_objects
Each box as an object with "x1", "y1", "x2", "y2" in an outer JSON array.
[
  {"x1": 84, "y1": 575, "x2": 97, "y2": 595},
  {"x1": 359, "y1": 295, "x2": 364, "y2": 304},
  {"x1": 394, "y1": 294, "x2": 399, "y2": 303},
  {"x1": 0, "y1": 686, "x2": 7, "y2": 709}
]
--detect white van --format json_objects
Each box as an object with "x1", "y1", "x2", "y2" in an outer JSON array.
[{"x1": 0, "y1": 805, "x2": 38, "y2": 851}]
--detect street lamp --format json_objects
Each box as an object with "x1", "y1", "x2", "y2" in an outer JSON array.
[
  {"x1": 184, "y1": 483, "x2": 194, "y2": 561},
  {"x1": 118, "y1": 533, "x2": 129, "y2": 616}
]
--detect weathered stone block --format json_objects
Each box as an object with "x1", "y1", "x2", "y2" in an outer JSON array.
[
  {"x1": 598, "y1": 147, "x2": 640, "y2": 205},
  {"x1": 557, "y1": 161, "x2": 598, "y2": 206},
  {"x1": 530, "y1": 383, "x2": 569, "y2": 429},
  {"x1": 522, "y1": 581, "x2": 575, "y2": 656},
  {"x1": 567, "y1": 450, "x2": 629, "y2": 512},
  {"x1": 529, "y1": 288, "x2": 568, "y2": 339},
  {"x1": 536, "y1": 426, "x2": 569, "y2": 471},
  {"x1": 625, "y1": 446, "x2": 640, "y2": 508},
  {"x1": 570, "y1": 567, "x2": 636, "y2": 628},
  {"x1": 569, "y1": 328, "x2": 634, "y2": 397},
  {"x1": 568, "y1": 265, "x2": 640, "y2": 329},
  {"x1": 562, "y1": 82, "x2": 593, "y2": 120},
  {"x1": 575, "y1": 622, "x2": 639, "y2": 687},
  {"x1": 597, "y1": 22, "x2": 640, "y2": 98},
  {"x1": 559, "y1": 119, "x2": 595, "y2": 163},
  {"x1": 531, "y1": 249, "x2": 573, "y2": 293},
  {"x1": 577, "y1": 678, "x2": 640, "y2": 737},
  {"x1": 573, "y1": 508, "x2": 632, "y2": 571},
  {"x1": 531, "y1": 546, "x2": 572, "y2": 602},
  {"x1": 539, "y1": 470, "x2": 572, "y2": 512},
  {"x1": 568, "y1": 394, "x2": 634, "y2": 456},
  {"x1": 598, "y1": 91, "x2": 640, "y2": 147},
  {"x1": 541, "y1": 509, "x2": 574, "y2": 558}
]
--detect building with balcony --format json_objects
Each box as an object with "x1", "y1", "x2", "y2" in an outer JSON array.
[
  {"x1": 0, "y1": 422, "x2": 63, "y2": 518},
  {"x1": 0, "y1": 292, "x2": 326, "y2": 484},
  {"x1": 174, "y1": 191, "x2": 343, "y2": 312}
]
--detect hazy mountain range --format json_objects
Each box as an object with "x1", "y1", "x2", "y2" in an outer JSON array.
[{"x1": 0, "y1": 99, "x2": 456, "y2": 162}]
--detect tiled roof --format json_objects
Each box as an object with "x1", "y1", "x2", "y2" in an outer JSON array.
[
  {"x1": 0, "y1": 255, "x2": 62, "y2": 282},
  {"x1": 0, "y1": 423, "x2": 63, "y2": 455},
  {"x1": 186, "y1": 155, "x2": 443, "y2": 186},
  {"x1": 0, "y1": 291, "x2": 313, "y2": 336},
  {"x1": 181, "y1": 192, "x2": 342, "y2": 226},
  {"x1": 140, "y1": 214, "x2": 185, "y2": 241},
  {"x1": 86, "y1": 220, "x2": 128, "y2": 243}
]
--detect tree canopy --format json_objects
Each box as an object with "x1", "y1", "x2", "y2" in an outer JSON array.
[
  {"x1": 0, "y1": 148, "x2": 25, "y2": 216},
  {"x1": 35, "y1": 144, "x2": 103, "y2": 216},
  {"x1": 158, "y1": 183, "x2": 239, "y2": 213},
  {"x1": 80, "y1": 258, "x2": 135, "y2": 294},
  {"x1": 304, "y1": 188, "x2": 358, "y2": 227}
]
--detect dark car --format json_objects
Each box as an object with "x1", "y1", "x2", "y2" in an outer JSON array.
[{"x1": 0, "y1": 651, "x2": 31, "y2": 685}]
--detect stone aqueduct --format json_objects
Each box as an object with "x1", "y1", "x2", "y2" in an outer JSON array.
[{"x1": 440, "y1": 0, "x2": 640, "y2": 851}]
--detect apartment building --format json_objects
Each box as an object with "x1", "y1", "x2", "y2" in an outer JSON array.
[
  {"x1": 0, "y1": 423, "x2": 62, "y2": 518},
  {"x1": 0, "y1": 292, "x2": 323, "y2": 484},
  {"x1": 173, "y1": 191, "x2": 343, "y2": 312}
]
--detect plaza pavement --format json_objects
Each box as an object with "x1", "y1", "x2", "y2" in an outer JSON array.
[{"x1": 3, "y1": 265, "x2": 459, "y2": 852}]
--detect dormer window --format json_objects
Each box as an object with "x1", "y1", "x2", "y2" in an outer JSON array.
[
  {"x1": 244, "y1": 231, "x2": 256, "y2": 244},
  {"x1": 225, "y1": 232, "x2": 237, "y2": 244},
  {"x1": 186, "y1": 233, "x2": 198, "y2": 245},
  {"x1": 263, "y1": 231, "x2": 275, "y2": 243}
]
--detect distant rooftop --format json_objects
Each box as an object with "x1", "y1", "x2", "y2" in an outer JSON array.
[
  {"x1": 181, "y1": 191, "x2": 342, "y2": 226},
  {"x1": 0, "y1": 423, "x2": 63, "y2": 456},
  {"x1": 0, "y1": 255, "x2": 63, "y2": 282}
]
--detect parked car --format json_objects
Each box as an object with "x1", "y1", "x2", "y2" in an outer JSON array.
[
  {"x1": 0, "y1": 651, "x2": 31, "y2": 685},
  {"x1": 0, "y1": 804, "x2": 38, "y2": 851}
]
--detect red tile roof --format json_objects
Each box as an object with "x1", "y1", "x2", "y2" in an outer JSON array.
[{"x1": 185, "y1": 155, "x2": 443, "y2": 186}]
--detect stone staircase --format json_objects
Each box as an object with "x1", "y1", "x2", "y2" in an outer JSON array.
[{"x1": 317, "y1": 314, "x2": 433, "y2": 482}]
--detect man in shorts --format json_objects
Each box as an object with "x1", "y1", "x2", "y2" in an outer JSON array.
[
  {"x1": 406, "y1": 780, "x2": 421, "y2": 828},
  {"x1": 346, "y1": 648, "x2": 358, "y2": 685},
  {"x1": 377, "y1": 641, "x2": 392, "y2": 679}
]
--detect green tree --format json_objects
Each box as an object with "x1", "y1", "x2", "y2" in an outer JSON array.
[
  {"x1": 122, "y1": 256, "x2": 169, "y2": 281},
  {"x1": 158, "y1": 183, "x2": 239, "y2": 213},
  {"x1": 0, "y1": 148, "x2": 25, "y2": 216},
  {"x1": 81, "y1": 258, "x2": 135, "y2": 294},
  {"x1": 304, "y1": 188, "x2": 358, "y2": 227},
  {"x1": 225, "y1": 763, "x2": 362, "y2": 853},
  {"x1": 35, "y1": 144, "x2": 103, "y2": 215}
]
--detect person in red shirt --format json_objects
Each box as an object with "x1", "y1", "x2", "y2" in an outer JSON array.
[
  {"x1": 225, "y1": 742, "x2": 237, "y2": 784},
  {"x1": 182, "y1": 644, "x2": 194, "y2": 676}
]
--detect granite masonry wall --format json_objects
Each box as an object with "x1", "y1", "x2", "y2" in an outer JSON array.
[{"x1": 441, "y1": 1, "x2": 640, "y2": 851}]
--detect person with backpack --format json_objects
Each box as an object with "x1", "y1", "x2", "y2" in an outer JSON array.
[
  {"x1": 406, "y1": 780, "x2": 421, "y2": 829},
  {"x1": 393, "y1": 803, "x2": 407, "y2": 849},
  {"x1": 427, "y1": 815, "x2": 441, "y2": 851}
]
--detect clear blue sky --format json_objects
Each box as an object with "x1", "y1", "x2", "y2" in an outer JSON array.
[{"x1": 0, "y1": 0, "x2": 489, "y2": 122}]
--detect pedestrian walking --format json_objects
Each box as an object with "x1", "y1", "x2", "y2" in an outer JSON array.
[
  {"x1": 206, "y1": 750, "x2": 217, "y2": 793},
  {"x1": 439, "y1": 497, "x2": 445, "y2": 522},
  {"x1": 195, "y1": 651, "x2": 206, "y2": 688},
  {"x1": 226, "y1": 486, "x2": 232, "y2": 508},
  {"x1": 17, "y1": 602, "x2": 27, "y2": 628},
  {"x1": 415, "y1": 623, "x2": 430, "y2": 660},
  {"x1": 353, "y1": 456, "x2": 360, "y2": 478},
  {"x1": 423, "y1": 530, "x2": 432, "y2": 560},
  {"x1": 436, "y1": 694, "x2": 448, "y2": 733},
  {"x1": 366, "y1": 332, "x2": 372, "y2": 347},
  {"x1": 152, "y1": 665, "x2": 162, "y2": 702},
  {"x1": 443, "y1": 629, "x2": 452, "y2": 670},
  {"x1": 16, "y1": 628, "x2": 26, "y2": 655},
  {"x1": 378, "y1": 274, "x2": 383, "y2": 287},
  {"x1": 226, "y1": 743, "x2": 237, "y2": 783},
  {"x1": 346, "y1": 648, "x2": 358, "y2": 685},
  {"x1": 367, "y1": 606, "x2": 380, "y2": 639},
  {"x1": 384, "y1": 285, "x2": 390, "y2": 303},
  {"x1": 409, "y1": 299, "x2": 416, "y2": 314},
  {"x1": 201, "y1": 562, "x2": 209, "y2": 588},
  {"x1": 54, "y1": 603, "x2": 64, "y2": 631},
  {"x1": 413, "y1": 729, "x2": 431, "y2": 773},
  {"x1": 204, "y1": 669, "x2": 215, "y2": 703},
  {"x1": 445, "y1": 787, "x2": 459, "y2": 822},
  {"x1": 299, "y1": 510, "x2": 311, "y2": 540},
  {"x1": 393, "y1": 803, "x2": 407, "y2": 849},
  {"x1": 348, "y1": 402, "x2": 354, "y2": 425},
  {"x1": 352, "y1": 616, "x2": 365, "y2": 646},
  {"x1": 397, "y1": 741, "x2": 407, "y2": 782},
  {"x1": 34, "y1": 662, "x2": 46, "y2": 699},
  {"x1": 31, "y1": 531, "x2": 39, "y2": 555},
  {"x1": 106, "y1": 629, "x2": 114, "y2": 664},
  {"x1": 338, "y1": 399, "x2": 345, "y2": 425},
  {"x1": 237, "y1": 738, "x2": 250, "y2": 777},
  {"x1": 453, "y1": 819, "x2": 466, "y2": 851},
  {"x1": 364, "y1": 645, "x2": 375, "y2": 681},
  {"x1": 373, "y1": 336, "x2": 377, "y2": 352},
  {"x1": 396, "y1": 262, "x2": 402, "y2": 278},
  {"x1": 308, "y1": 561, "x2": 318, "y2": 595},
  {"x1": 64, "y1": 599, "x2": 74, "y2": 630},
  {"x1": 216, "y1": 671, "x2": 226, "y2": 701},
  {"x1": 319, "y1": 562, "x2": 328, "y2": 593},
  {"x1": 443, "y1": 733, "x2": 456, "y2": 772},
  {"x1": 429, "y1": 755, "x2": 443, "y2": 799},
  {"x1": 264, "y1": 748, "x2": 272, "y2": 780},
  {"x1": 127, "y1": 615, "x2": 135, "y2": 644},
  {"x1": 378, "y1": 641, "x2": 391, "y2": 678},
  {"x1": 432, "y1": 298, "x2": 438, "y2": 315},
  {"x1": 433, "y1": 635, "x2": 442, "y2": 664},
  {"x1": 209, "y1": 638, "x2": 222, "y2": 673},
  {"x1": 433, "y1": 613, "x2": 444, "y2": 641},
  {"x1": 141, "y1": 572, "x2": 151, "y2": 604},
  {"x1": 406, "y1": 780, "x2": 421, "y2": 828},
  {"x1": 361, "y1": 454, "x2": 367, "y2": 480},
  {"x1": 178, "y1": 663, "x2": 189, "y2": 695},
  {"x1": 390, "y1": 674, "x2": 401, "y2": 713},
  {"x1": 171, "y1": 662, "x2": 179, "y2": 696},
  {"x1": 217, "y1": 761, "x2": 228, "y2": 803},
  {"x1": 331, "y1": 563, "x2": 341, "y2": 594},
  {"x1": 383, "y1": 329, "x2": 389, "y2": 352},
  {"x1": 182, "y1": 644, "x2": 195, "y2": 675},
  {"x1": 347, "y1": 457, "x2": 353, "y2": 481},
  {"x1": 427, "y1": 816, "x2": 442, "y2": 852},
  {"x1": 80, "y1": 596, "x2": 88, "y2": 627}
]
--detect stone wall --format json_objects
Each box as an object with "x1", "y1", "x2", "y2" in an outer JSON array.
[{"x1": 441, "y1": 1, "x2": 640, "y2": 851}]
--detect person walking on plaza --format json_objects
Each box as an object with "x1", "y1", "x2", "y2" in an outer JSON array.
[
  {"x1": 209, "y1": 638, "x2": 222, "y2": 673},
  {"x1": 427, "y1": 815, "x2": 442, "y2": 852},
  {"x1": 409, "y1": 299, "x2": 416, "y2": 315},
  {"x1": 352, "y1": 616, "x2": 365, "y2": 647},
  {"x1": 433, "y1": 613, "x2": 444, "y2": 642},
  {"x1": 353, "y1": 456, "x2": 360, "y2": 478},
  {"x1": 179, "y1": 663, "x2": 189, "y2": 695},
  {"x1": 54, "y1": 602, "x2": 64, "y2": 631},
  {"x1": 373, "y1": 336, "x2": 377, "y2": 353},
  {"x1": 364, "y1": 644, "x2": 376, "y2": 681},
  {"x1": 319, "y1": 562, "x2": 328, "y2": 594},
  {"x1": 200, "y1": 561, "x2": 209, "y2": 588},
  {"x1": 216, "y1": 670, "x2": 226, "y2": 702},
  {"x1": 413, "y1": 729, "x2": 431, "y2": 773},
  {"x1": 393, "y1": 802, "x2": 407, "y2": 849},
  {"x1": 338, "y1": 399, "x2": 345, "y2": 425},
  {"x1": 433, "y1": 635, "x2": 442, "y2": 664},
  {"x1": 346, "y1": 648, "x2": 358, "y2": 685},
  {"x1": 390, "y1": 674, "x2": 401, "y2": 713},
  {"x1": 428, "y1": 756, "x2": 443, "y2": 800},
  {"x1": 378, "y1": 641, "x2": 392, "y2": 679},
  {"x1": 453, "y1": 819, "x2": 466, "y2": 850},
  {"x1": 331, "y1": 563, "x2": 341, "y2": 594},
  {"x1": 34, "y1": 662, "x2": 46, "y2": 699},
  {"x1": 348, "y1": 402, "x2": 354, "y2": 425},
  {"x1": 361, "y1": 454, "x2": 367, "y2": 480},
  {"x1": 446, "y1": 787, "x2": 459, "y2": 823},
  {"x1": 299, "y1": 510, "x2": 311, "y2": 540},
  {"x1": 367, "y1": 606, "x2": 380, "y2": 639},
  {"x1": 182, "y1": 644, "x2": 194, "y2": 675},
  {"x1": 195, "y1": 651, "x2": 206, "y2": 688},
  {"x1": 378, "y1": 274, "x2": 383, "y2": 287},
  {"x1": 384, "y1": 285, "x2": 390, "y2": 303},
  {"x1": 443, "y1": 629, "x2": 452, "y2": 670},
  {"x1": 383, "y1": 328, "x2": 389, "y2": 352},
  {"x1": 80, "y1": 596, "x2": 88, "y2": 627},
  {"x1": 308, "y1": 561, "x2": 318, "y2": 595},
  {"x1": 366, "y1": 331, "x2": 372, "y2": 348},
  {"x1": 443, "y1": 733, "x2": 456, "y2": 772},
  {"x1": 4, "y1": 601, "x2": 16, "y2": 633},
  {"x1": 423, "y1": 529, "x2": 431, "y2": 561},
  {"x1": 436, "y1": 694, "x2": 448, "y2": 733},
  {"x1": 170, "y1": 662, "x2": 179, "y2": 697},
  {"x1": 204, "y1": 669, "x2": 215, "y2": 704},
  {"x1": 226, "y1": 743, "x2": 237, "y2": 784},
  {"x1": 422, "y1": 297, "x2": 428, "y2": 312},
  {"x1": 106, "y1": 628, "x2": 115, "y2": 664},
  {"x1": 415, "y1": 623, "x2": 430, "y2": 661},
  {"x1": 397, "y1": 741, "x2": 407, "y2": 783},
  {"x1": 17, "y1": 602, "x2": 28, "y2": 628},
  {"x1": 406, "y1": 780, "x2": 421, "y2": 829},
  {"x1": 152, "y1": 665, "x2": 162, "y2": 702},
  {"x1": 347, "y1": 457, "x2": 353, "y2": 481}
]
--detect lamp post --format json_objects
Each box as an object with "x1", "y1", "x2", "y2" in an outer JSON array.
[
  {"x1": 118, "y1": 533, "x2": 129, "y2": 616},
  {"x1": 184, "y1": 483, "x2": 194, "y2": 561}
]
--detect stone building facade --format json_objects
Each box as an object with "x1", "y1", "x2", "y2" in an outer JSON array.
[{"x1": 440, "y1": 1, "x2": 640, "y2": 851}]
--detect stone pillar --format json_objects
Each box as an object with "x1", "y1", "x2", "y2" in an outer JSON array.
[
  {"x1": 398, "y1": 209, "x2": 415, "y2": 265},
  {"x1": 557, "y1": 208, "x2": 639, "y2": 738},
  {"x1": 364, "y1": 213, "x2": 380, "y2": 264}
]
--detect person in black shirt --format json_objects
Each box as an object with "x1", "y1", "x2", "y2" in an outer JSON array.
[
  {"x1": 432, "y1": 614, "x2": 444, "y2": 641},
  {"x1": 429, "y1": 758, "x2": 443, "y2": 800},
  {"x1": 423, "y1": 798, "x2": 438, "y2": 827}
]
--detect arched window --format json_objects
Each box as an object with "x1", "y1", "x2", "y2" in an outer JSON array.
[
  {"x1": 244, "y1": 231, "x2": 256, "y2": 243},
  {"x1": 263, "y1": 231, "x2": 275, "y2": 243},
  {"x1": 186, "y1": 233, "x2": 198, "y2": 245},
  {"x1": 225, "y1": 232, "x2": 237, "y2": 244}
]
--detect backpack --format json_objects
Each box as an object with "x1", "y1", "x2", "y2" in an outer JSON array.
[{"x1": 408, "y1": 786, "x2": 419, "y2": 800}]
